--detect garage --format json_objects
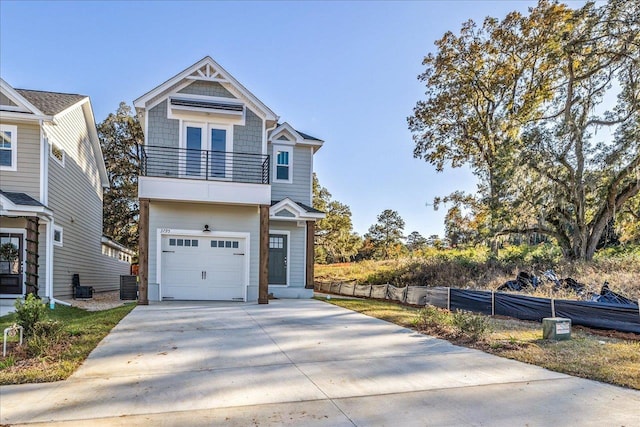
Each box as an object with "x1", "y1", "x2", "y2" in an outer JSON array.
[{"x1": 161, "y1": 234, "x2": 247, "y2": 301}]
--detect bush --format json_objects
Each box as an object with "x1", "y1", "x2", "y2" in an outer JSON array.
[
  {"x1": 451, "y1": 311, "x2": 491, "y2": 341},
  {"x1": 26, "y1": 320, "x2": 65, "y2": 357},
  {"x1": 413, "y1": 306, "x2": 451, "y2": 331},
  {"x1": 14, "y1": 294, "x2": 47, "y2": 336}
]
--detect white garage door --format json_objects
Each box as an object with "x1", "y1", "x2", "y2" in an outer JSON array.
[{"x1": 161, "y1": 235, "x2": 246, "y2": 301}]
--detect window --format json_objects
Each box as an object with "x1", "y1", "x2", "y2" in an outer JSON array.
[
  {"x1": 0, "y1": 124, "x2": 17, "y2": 171},
  {"x1": 50, "y1": 141, "x2": 65, "y2": 166},
  {"x1": 53, "y1": 225, "x2": 63, "y2": 247},
  {"x1": 182, "y1": 122, "x2": 231, "y2": 179},
  {"x1": 274, "y1": 146, "x2": 292, "y2": 182}
]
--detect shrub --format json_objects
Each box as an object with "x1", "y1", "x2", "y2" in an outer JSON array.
[
  {"x1": 26, "y1": 320, "x2": 65, "y2": 357},
  {"x1": 413, "y1": 306, "x2": 451, "y2": 331},
  {"x1": 14, "y1": 294, "x2": 47, "y2": 336},
  {"x1": 451, "y1": 311, "x2": 491, "y2": 341}
]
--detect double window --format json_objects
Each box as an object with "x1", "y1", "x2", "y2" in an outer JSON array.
[
  {"x1": 0, "y1": 124, "x2": 17, "y2": 171},
  {"x1": 273, "y1": 146, "x2": 293, "y2": 183}
]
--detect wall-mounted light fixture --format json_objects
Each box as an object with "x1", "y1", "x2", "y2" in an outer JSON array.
[{"x1": 203, "y1": 224, "x2": 211, "y2": 232}]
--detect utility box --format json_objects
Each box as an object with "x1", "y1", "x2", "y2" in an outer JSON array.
[
  {"x1": 543, "y1": 317, "x2": 571, "y2": 340},
  {"x1": 120, "y1": 275, "x2": 138, "y2": 300}
]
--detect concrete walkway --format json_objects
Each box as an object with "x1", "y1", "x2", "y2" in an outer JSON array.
[{"x1": 1, "y1": 299, "x2": 639, "y2": 426}]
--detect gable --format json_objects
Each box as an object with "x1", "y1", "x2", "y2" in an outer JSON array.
[
  {"x1": 274, "y1": 208, "x2": 296, "y2": 218},
  {"x1": 134, "y1": 56, "x2": 278, "y2": 122}
]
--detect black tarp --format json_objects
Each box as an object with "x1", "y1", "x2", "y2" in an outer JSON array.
[
  {"x1": 450, "y1": 289, "x2": 493, "y2": 314},
  {"x1": 425, "y1": 287, "x2": 449, "y2": 309},
  {"x1": 554, "y1": 300, "x2": 640, "y2": 334},
  {"x1": 495, "y1": 293, "x2": 553, "y2": 322}
]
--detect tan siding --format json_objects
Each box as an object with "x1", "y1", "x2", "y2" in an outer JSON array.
[
  {"x1": 148, "y1": 202, "x2": 260, "y2": 299},
  {"x1": 45, "y1": 105, "x2": 125, "y2": 298},
  {"x1": 0, "y1": 120, "x2": 41, "y2": 200}
]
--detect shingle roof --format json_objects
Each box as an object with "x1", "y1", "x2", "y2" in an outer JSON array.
[
  {"x1": 0, "y1": 190, "x2": 45, "y2": 207},
  {"x1": 15, "y1": 89, "x2": 86, "y2": 116},
  {"x1": 294, "y1": 129, "x2": 322, "y2": 142},
  {"x1": 271, "y1": 199, "x2": 324, "y2": 214}
]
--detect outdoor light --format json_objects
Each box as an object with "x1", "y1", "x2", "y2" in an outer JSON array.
[{"x1": 203, "y1": 224, "x2": 211, "y2": 232}]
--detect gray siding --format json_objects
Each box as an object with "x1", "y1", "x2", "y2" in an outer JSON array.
[
  {"x1": 269, "y1": 220, "x2": 306, "y2": 288},
  {"x1": 178, "y1": 81, "x2": 234, "y2": 98},
  {"x1": 0, "y1": 120, "x2": 41, "y2": 200},
  {"x1": 147, "y1": 202, "x2": 260, "y2": 300},
  {"x1": 148, "y1": 101, "x2": 179, "y2": 149},
  {"x1": 270, "y1": 144, "x2": 313, "y2": 205},
  {"x1": 45, "y1": 105, "x2": 126, "y2": 298},
  {"x1": 233, "y1": 108, "x2": 263, "y2": 155}
]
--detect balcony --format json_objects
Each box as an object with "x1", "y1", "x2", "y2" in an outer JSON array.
[
  {"x1": 138, "y1": 145, "x2": 271, "y2": 205},
  {"x1": 141, "y1": 145, "x2": 270, "y2": 184}
]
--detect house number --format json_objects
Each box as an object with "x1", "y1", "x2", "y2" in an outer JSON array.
[{"x1": 160, "y1": 228, "x2": 171, "y2": 233}]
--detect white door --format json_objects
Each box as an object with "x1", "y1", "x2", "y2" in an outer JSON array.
[{"x1": 161, "y1": 235, "x2": 246, "y2": 301}]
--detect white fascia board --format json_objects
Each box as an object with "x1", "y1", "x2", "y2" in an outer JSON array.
[
  {"x1": 133, "y1": 56, "x2": 279, "y2": 122},
  {"x1": 0, "y1": 78, "x2": 47, "y2": 116},
  {"x1": 0, "y1": 110, "x2": 51, "y2": 122},
  {"x1": 79, "y1": 100, "x2": 109, "y2": 188}
]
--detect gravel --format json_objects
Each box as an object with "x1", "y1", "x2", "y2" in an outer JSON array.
[{"x1": 60, "y1": 291, "x2": 135, "y2": 311}]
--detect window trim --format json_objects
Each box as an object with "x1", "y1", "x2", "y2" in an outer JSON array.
[
  {"x1": 53, "y1": 225, "x2": 63, "y2": 247},
  {"x1": 49, "y1": 139, "x2": 65, "y2": 167},
  {"x1": 0, "y1": 124, "x2": 18, "y2": 171},
  {"x1": 179, "y1": 120, "x2": 233, "y2": 179},
  {"x1": 273, "y1": 145, "x2": 293, "y2": 184}
]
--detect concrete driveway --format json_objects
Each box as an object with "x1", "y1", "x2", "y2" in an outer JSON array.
[{"x1": 1, "y1": 299, "x2": 639, "y2": 426}]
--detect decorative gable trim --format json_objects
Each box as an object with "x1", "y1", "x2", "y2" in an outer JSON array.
[{"x1": 133, "y1": 56, "x2": 278, "y2": 121}]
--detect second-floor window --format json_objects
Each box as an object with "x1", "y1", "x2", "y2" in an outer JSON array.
[
  {"x1": 0, "y1": 124, "x2": 17, "y2": 171},
  {"x1": 274, "y1": 146, "x2": 292, "y2": 183},
  {"x1": 50, "y1": 141, "x2": 65, "y2": 167}
]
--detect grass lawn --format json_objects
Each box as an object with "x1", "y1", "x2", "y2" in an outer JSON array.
[
  {"x1": 0, "y1": 303, "x2": 136, "y2": 385},
  {"x1": 318, "y1": 297, "x2": 640, "y2": 390}
]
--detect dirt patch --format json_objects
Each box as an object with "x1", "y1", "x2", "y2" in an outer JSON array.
[{"x1": 61, "y1": 291, "x2": 135, "y2": 311}]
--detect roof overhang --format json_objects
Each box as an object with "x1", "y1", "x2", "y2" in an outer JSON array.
[
  {"x1": 270, "y1": 198, "x2": 325, "y2": 221},
  {"x1": 0, "y1": 78, "x2": 52, "y2": 121},
  {"x1": 0, "y1": 193, "x2": 53, "y2": 218},
  {"x1": 133, "y1": 56, "x2": 279, "y2": 122},
  {"x1": 167, "y1": 94, "x2": 246, "y2": 124},
  {"x1": 269, "y1": 122, "x2": 324, "y2": 152}
]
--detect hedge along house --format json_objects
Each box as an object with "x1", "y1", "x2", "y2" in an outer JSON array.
[
  {"x1": 0, "y1": 79, "x2": 132, "y2": 306},
  {"x1": 135, "y1": 56, "x2": 324, "y2": 304}
]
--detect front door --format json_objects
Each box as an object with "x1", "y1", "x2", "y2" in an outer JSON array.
[
  {"x1": 268, "y1": 234, "x2": 287, "y2": 285},
  {"x1": 0, "y1": 233, "x2": 23, "y2": 294}
]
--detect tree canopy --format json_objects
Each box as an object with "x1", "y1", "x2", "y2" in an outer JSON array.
[
  {"x1": 313, "y1": 174, "x2": 361, "y2": 263},
  {"x1": 409, "y1": 0, "x2": 640, "y2": 260},
  {"x1": 98, "y1": 102, "x2": 143, "y2": 250},
  {"x1": 365, "y1": 209, "x2": 406, "y2": 259}
]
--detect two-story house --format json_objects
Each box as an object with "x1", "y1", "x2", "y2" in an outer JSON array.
[
  {"x1": 134, "y1": 56, "x2": 324, "y2": 304},
  {"x1": 0, "y1": 78, "x2": 132, "y2": 305}
]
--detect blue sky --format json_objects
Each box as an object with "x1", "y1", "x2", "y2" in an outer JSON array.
[{"x1": 1, "y1": 0, "x2": 578, "y2": 238}]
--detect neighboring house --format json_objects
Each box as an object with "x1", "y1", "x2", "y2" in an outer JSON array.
[
  {"x1": 0, "y1": 79, "x2": 131, "y2": 304},
  {"x1": 134, "y1": 56, "x2": 324, "y2": 303}
]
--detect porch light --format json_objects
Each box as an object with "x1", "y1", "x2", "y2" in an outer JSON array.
[{"x1": 203, "y1": 225, "x2": 211, "y2": 232}]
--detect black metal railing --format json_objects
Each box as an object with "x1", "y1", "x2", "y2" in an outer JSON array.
[{"x1": 140, "y1": 145, "x2": 270, "y2": 184}]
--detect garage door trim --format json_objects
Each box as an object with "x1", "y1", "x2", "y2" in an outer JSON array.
[{"x1": 156, "y1": 228, "x2": 251, "y2": 301}]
